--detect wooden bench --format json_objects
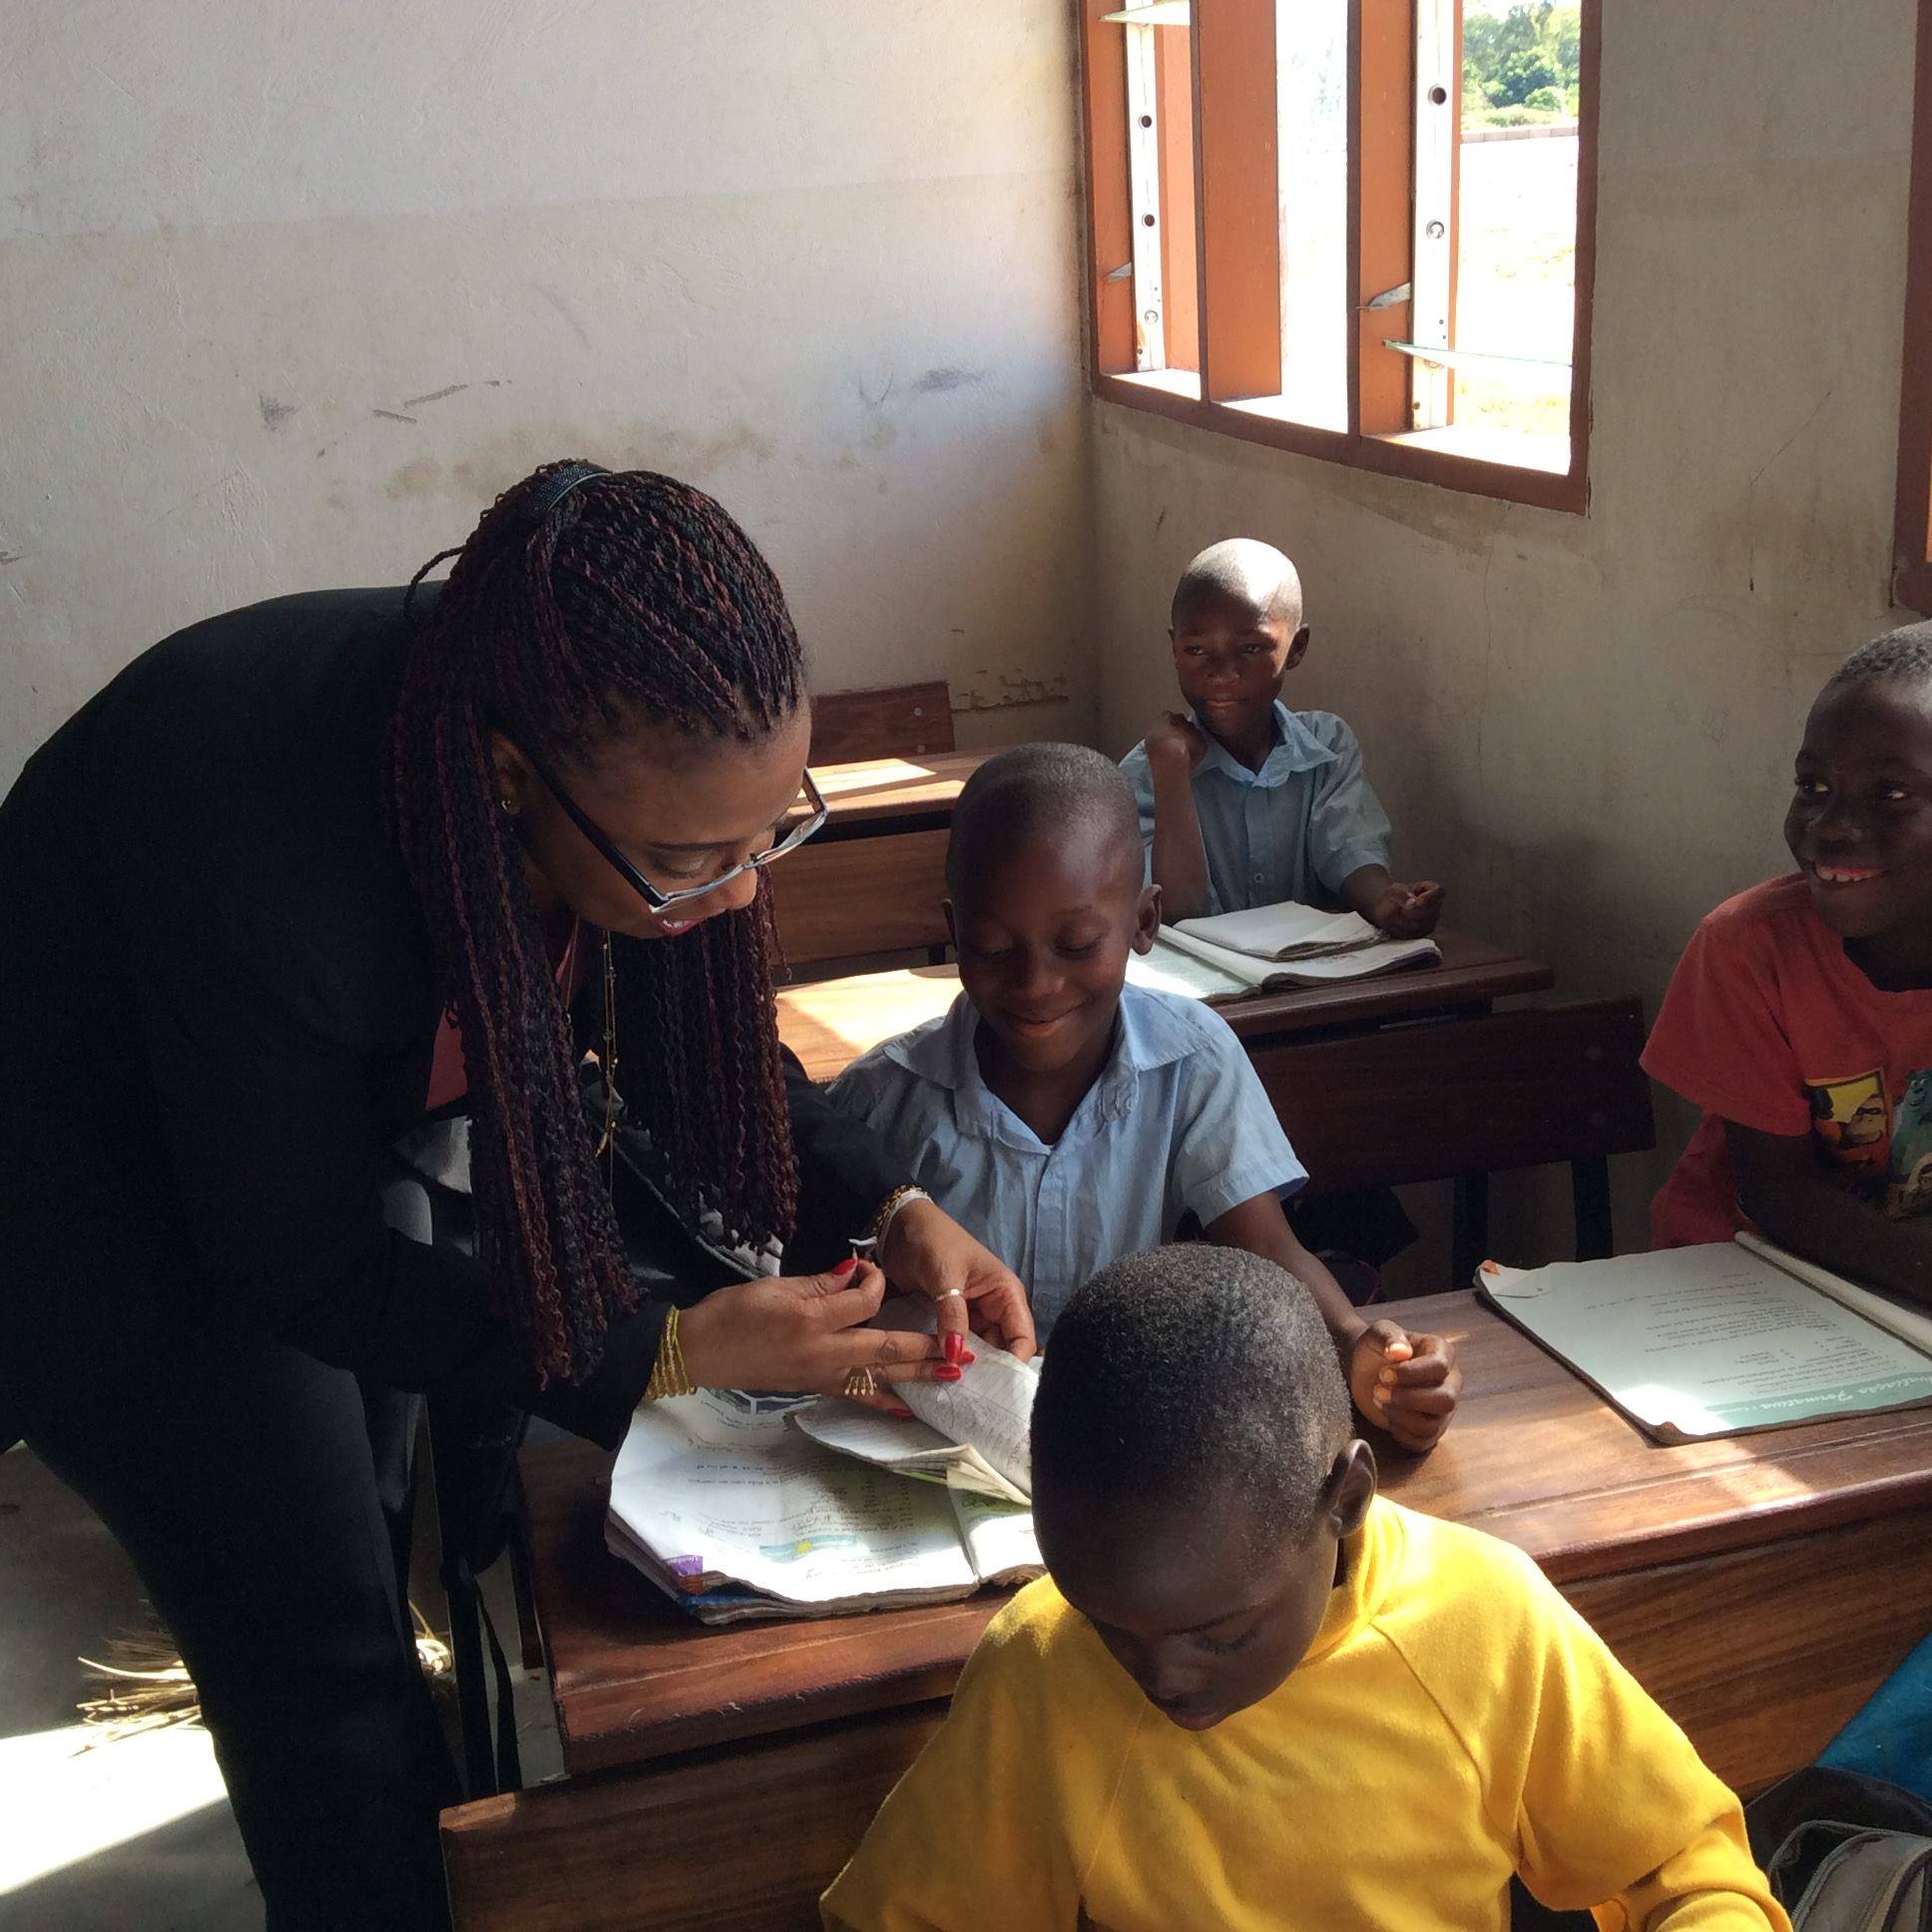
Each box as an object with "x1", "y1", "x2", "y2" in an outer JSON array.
[
  {"x1": 1247, "y1": 996, "x2": 1655, "y2": 1281},
  {"x1": 808, "y1": 683, "x2": 954, "y2": 763}
]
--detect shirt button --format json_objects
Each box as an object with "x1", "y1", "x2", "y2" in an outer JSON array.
[{"x1": 1251, "y1": 871, "x2": 1262, "y2": 883}]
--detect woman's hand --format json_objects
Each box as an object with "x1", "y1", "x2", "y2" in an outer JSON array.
[
  {"x1": 677, "y1": 1259, "x2": 956, "y2": 1414},
  {"x1": 879, "y1": 1199, "x2": 1037, "y2": 1362},
  {"x1": 1348, "y1": 1320, "x2": 1460, "y2": 1454}
]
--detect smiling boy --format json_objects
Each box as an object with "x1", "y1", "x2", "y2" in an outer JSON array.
[
  {"x1": 821, "y1": 1248, "x2": 1784, "y2": 1932},
  {"x1": 1120, "y1": 539, "x2": 1441, "y2": 935},
  {"x1": 826, "y1": 744, "x2": 1458, "y2": 1449},
  {"x1": 1644, "y1": 626, "x2": 1932, "y2": 1299}
]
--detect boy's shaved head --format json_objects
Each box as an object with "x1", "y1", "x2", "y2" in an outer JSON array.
[
  {"x1": 1033, "y1": 1245, "x2": 1350, "y2": 1548},
  {"x1": 1832, "y1": 620, "x2": 1932, "y2": 692},
  {"x1": 946, "y1": 742, "x2": 1143, "y2": 897},
  {"x1": 1171, "y1": 538, "x2": 1304, "y2": 630}
]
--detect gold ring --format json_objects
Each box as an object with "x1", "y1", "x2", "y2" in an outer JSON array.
[
  {"x1": 932, "y1": 1288, "x2": 965, "y2": 1303},
  {"x1": 842, "y1": 1367, "x2": 878, "y2": 1399}
]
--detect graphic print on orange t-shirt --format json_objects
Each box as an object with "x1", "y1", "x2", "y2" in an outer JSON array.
[
  {"x1": 1886, "y1": 1067, "x2": 1932, "y2": 1216},
  {"x1": 1804, "y1": 1066, "x2": 1932, "y2": 1218},
  {"x1": 1805, "y1": 1069, "x2": 1890, "y2": 1195}
]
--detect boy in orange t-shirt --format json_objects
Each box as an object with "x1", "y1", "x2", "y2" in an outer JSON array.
[{"x1": 1643, "y1": 625, "x2": 1932, "y2": 1303}]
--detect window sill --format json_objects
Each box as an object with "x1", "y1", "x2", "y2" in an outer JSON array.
[{"x1": 1096, "y1": 370, "x2": 1587, "y2": 513}]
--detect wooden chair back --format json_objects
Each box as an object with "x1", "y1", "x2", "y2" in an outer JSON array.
[
  {"x1": 442, "y1": 1703, "x2": 940, "y2": 1931},
  {"x1": 808, "y1": 683, "x2": 954, "y2": 763},
  {"x1": 1246, "y1": 997, "x2": 1654, "y2": 1264}
]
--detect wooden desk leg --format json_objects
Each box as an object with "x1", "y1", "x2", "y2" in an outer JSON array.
[
  {"x1": 1572, "y1": 1157, "x2": 1614, "y2": 1260},
  {"x1": 1451, "y1": 1172, "x2": 1489, "y2": 1286}
]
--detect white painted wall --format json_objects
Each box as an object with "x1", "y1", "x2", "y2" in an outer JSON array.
[
  {"x1": 8, "y1": 0, "x2": 1924, "y2": 1265},
  {"x1": 1089, "y1": 0, "x2": 1922, "y2": 1262},
  {"x1": 0, "y1": 1, "x2": 1091, "y2": 783}
]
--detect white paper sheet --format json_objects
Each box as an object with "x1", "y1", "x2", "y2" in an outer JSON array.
[
  {"x1": 792, "y1": 1346, "x2": 1041, "y2": 1504},
  {"x1": 1478, "y1": 1242, "x2": 1932, "y2": 1439},
  {"x1": 1126, "y1": 937, "x2": 1249, "y2": 1002},
  {"x1": 898, "y1": 1347, "x2": 1041, "y2": 1495}
]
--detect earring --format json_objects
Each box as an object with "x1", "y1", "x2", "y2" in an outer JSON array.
[{"x1": 498, "y1": 795, "x2": 519, "y2": 816}]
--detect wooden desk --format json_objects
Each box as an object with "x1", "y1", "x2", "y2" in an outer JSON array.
[
  {"x1": 525, "y1": 1291, "x2": 1932, "y2": 1792},
  {"x1": 770, "y1": 752, "x2": 992, "y2": 966},
  {"x1": 447, "y1": 1298, "x2": 1932, "y2": 1928},
  {"x1": 775, "y1": 929, "x2": 1555, "y2": 1083},
  {"x1": 791, "y1": 751, "x2": 991, "y2": 837}
]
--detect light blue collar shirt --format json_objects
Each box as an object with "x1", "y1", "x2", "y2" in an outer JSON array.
[
  {"x1": 825, "y1": 983, "x2": 1306, "y2": 1339},
  {"x1": 1120, "y1": 702, "x2": 1392, "y2": 916}
]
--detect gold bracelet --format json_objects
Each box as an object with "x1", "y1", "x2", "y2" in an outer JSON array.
[
  {"x1": 644, "y1": 1305, "x2": 697, "y2": 1401},
  {"x1": 865, "y1": 1183, "x2": 931, "y2": 1249}
]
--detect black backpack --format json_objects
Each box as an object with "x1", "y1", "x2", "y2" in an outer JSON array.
[{"x1": 1748, "y1": 1768, "x2": 1932, "y2": 1929}]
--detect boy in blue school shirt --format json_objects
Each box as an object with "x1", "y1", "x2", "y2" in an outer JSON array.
[
  {"x1": 1121, "y1": 538, "x2": 1443, "y2": 934},
  {"x1": 826, "y1": 743, "x2": 1459, "y2": 1451}
]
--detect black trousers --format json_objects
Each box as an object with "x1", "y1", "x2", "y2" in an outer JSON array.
[{"x1": 1, "y1": 1292, "x2": 456, "y2": 1931}]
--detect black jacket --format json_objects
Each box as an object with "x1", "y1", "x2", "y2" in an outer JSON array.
[{"x1": 0, "y1": 587, "x2": 902, "y2": 1448}]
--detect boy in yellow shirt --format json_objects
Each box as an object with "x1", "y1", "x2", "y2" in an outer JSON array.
[{"x1": 821, "y1": 1247, "x2": 1786, "y2": 1932}]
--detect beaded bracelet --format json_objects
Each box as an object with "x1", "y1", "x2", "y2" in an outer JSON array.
[
  {"x1": 866, "y1": 1183, "x2": 932, "y2": 1250},
  {"x1": 644, "y1": 1305, "x2": 696, "y2": 1401}
]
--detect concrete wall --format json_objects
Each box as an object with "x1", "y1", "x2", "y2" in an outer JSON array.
[
  {"x1": 0, "y1": 1, "x2": 1091, "y2": 785},
  {"x1": 1089, "y1": 0, "x2": 1922, "y2": 1264}
]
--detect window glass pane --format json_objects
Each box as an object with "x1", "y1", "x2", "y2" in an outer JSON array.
[
  {"x1": 1453, "y1": 3, "x2": 1579, "y2": 448},
  {"x1": 1274, "y1": 0, "x2": 1348, "y2": 431}
]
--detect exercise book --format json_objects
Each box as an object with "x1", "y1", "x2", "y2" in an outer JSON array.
[
  {"x1": 606, "y1": 1389, "x2": 1040, "y2": 1625},
  {"x1": 1476, "y1": 1234, "x2": 1932, "y2": 1443},
  {"x1": 1126, "y1": 904, "x2": 1439, "y2": 1004}
]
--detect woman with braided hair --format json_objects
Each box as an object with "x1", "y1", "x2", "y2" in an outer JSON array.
[{"x1": 0, "y1": 461, "x2": 1032, "y2": 1930}]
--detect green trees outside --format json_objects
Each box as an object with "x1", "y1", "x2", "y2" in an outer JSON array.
[{"x1": 1462, "y1": 3, "x2": 1582, "y2": 128}]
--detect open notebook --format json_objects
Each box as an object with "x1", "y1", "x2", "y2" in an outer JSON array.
[
  {"x1": 605, "y1": 1385, "x2": 1041, "y2": 1625},
  {"x1": 1476, "y1": 1233, "x2": 1932, "y2": 1443},
  {"x1": 1126, "y1": 901, "x2": 1439, "y2": 1004}
]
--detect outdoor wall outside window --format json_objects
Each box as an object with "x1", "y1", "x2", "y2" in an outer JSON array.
[
  {"x1": 1895, "y1": 0, "x2": 1932, "y2": 613},
  {"x1": 1079, "y1": 0, "x2": 1601, "y2": 513}
]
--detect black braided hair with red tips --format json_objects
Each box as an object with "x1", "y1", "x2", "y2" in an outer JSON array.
[{"x1": 387, "y1": 462, "x2": 804, "y2": 1386}]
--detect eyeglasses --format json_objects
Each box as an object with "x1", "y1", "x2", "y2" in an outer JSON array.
[{"x1": 514, "y1": 744, "x2": 828, "y2": 913}]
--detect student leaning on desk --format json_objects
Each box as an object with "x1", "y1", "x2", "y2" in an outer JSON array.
[{"x1": 0, "y1": 462, "x2": 1031, "y2": 1932}]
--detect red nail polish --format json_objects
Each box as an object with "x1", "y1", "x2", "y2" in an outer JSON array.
[
  {"x1": 830, "y1": 1256, "x2": 859, "y2": 1276},
  {"x1": 962, "y1": 1350, "x2": 976, "y2": 1364},
  {"x1": 943, "y1": 1332, "x2": 965, "y2": 1366},
  {"x1": 935, "y1": 1365, "x2": 962, "y2": 1382},
  {"x1": 889, "y1": 1405, "x2": 916, "y2": 1420}
]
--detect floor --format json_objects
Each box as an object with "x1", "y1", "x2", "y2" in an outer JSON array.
[{"x1": 0, "y1": 1435, "x2": 563, "y2": 1932}]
